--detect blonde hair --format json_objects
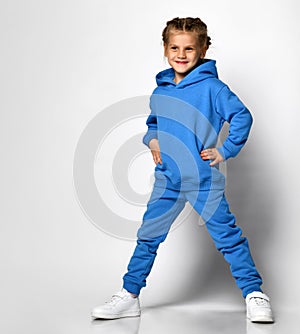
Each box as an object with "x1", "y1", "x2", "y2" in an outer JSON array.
[{"x1": 162, "y1": 17, "x2": 211, "y2": 50}]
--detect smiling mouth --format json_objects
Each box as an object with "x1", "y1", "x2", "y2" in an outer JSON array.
[{"x1": 175, "y1": 61, "x2": 188, "y2": 65}]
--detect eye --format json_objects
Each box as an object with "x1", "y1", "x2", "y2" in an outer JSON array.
[
  {"x1": 170, "y1": 46, "x2": 178, "y2": 50},
  {"x1": 185, "y1": 47, "x2": 194, "y2": 51}
]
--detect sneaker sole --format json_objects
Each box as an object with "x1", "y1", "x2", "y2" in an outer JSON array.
[
  {"x1": 91, "y1": 310, "x2": 141, "y2": 320},
  {"x1": 247, "y1": 314, "x2": 274, "y2": 323}
]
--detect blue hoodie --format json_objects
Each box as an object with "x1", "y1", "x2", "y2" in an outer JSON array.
[{"x1": 143, "y1": 59, "x2": 253, "y2": 191}]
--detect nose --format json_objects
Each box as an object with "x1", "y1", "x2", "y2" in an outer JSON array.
[{"x1": 177, "y1": 48, "x2": 186, "y2": 59}]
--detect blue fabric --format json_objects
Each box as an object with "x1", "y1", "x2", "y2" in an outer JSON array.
[
  {"x1": 123, "y1": 186, "x2": 262, "y2": 298},
  {"x1": 142, "y1": 59, "x2": 253, "y2": 191},
  {"x1": 122, "y1": 60, "x2": 262, "y2": 298}
]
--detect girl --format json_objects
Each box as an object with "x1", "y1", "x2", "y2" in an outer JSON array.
[{"x1": 92, "y1": 17, "x2": 273, "y2": 323}]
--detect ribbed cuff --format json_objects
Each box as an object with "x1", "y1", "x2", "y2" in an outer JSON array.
[
  {"x1": 142, "y1": 131, "x2": 157, "y2": 147},
  {"x1": 123, "y1": 280, "x2": 142, "y2": 296},
  {"x1": 242, "y1": 284, "x2": 263, "y2": 298}
]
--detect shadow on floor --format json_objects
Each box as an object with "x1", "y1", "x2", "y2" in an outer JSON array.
[{"x1": 90, "y1": 304, "x2": 279, "y2": 334}]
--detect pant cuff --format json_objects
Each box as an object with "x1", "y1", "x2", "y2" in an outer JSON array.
[
  {"x1": 242, "y1": 284, "x2": 262, "y2": 298},
  {"x1": 123, "y1": 280, "x2": 142, "y2": 296}
]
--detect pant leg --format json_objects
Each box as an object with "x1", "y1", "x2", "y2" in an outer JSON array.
[
  {"x1": 187, "y1": 190, "x2": 263, "y2": 298},
  {"x1": 123, "y1": 184, "x2": 186, "y2": 295}
]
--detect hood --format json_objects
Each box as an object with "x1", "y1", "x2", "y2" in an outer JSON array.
[{"x1": 156, "y1": 59, "x2": 218, "y2": 88}]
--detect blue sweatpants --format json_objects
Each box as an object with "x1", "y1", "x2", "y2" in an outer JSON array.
[{"x1": 123, "y1": 184, "x2": 262, "y2": 298}]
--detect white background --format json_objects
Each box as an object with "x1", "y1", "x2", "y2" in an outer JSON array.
[{"x1": 1, "y1": 0, "x2": 300, "y2": 333}]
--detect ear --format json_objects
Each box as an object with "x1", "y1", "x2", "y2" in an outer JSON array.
[
  {"x1": 163, "y1": 43, "x2": 168, "y2": 57},
  {"x1": 201, "y1": 46, "x2": 207, "y2": 58}
]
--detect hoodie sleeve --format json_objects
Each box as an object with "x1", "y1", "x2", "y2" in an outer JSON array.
[
  {"x1": 142, "y1": 97, "x2": 158, "y2": 147},
  {"x1": 215, "y1": 85, "x2": 253, "y2": 160}
]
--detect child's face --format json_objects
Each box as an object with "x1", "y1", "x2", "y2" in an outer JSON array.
[{"x1": 164, "y1": 31, "x2": 206, "y2": 83}]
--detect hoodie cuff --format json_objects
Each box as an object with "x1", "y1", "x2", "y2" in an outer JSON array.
[
  {"x1": 142, "y1": 130, "x2": 157, "y2": 147},
  {"x1": 217, "y1": 146, "x2": 231, "y2": 161}
]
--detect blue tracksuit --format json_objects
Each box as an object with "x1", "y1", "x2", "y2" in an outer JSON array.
[{"x1": 123, "y1": 59, "x2": 263, "y2": 298}]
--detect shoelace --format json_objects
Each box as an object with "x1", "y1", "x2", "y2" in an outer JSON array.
[
  {"x1": 252, "y1": 297, "x2": 269, "y2": 306},
  {"x1": 105, "y1": 293, "x2": 124, "y2": 306}
]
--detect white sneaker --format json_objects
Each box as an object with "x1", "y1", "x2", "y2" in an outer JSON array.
[
  {"x1": 91, "y1": 289, "x2": 141, "y2": 320},
  {"x1": 246, "y1": 291, "x2": 274, "y2": 323}
]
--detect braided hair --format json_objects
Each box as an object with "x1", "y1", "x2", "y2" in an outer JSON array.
[{"x1": 162, "y1": 17, "x2": 211, "y2": 50}]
